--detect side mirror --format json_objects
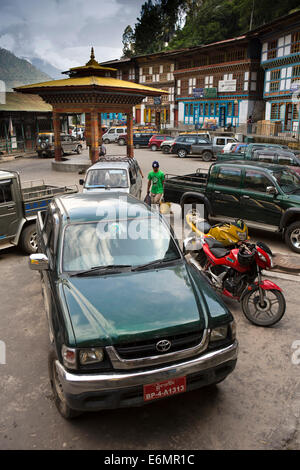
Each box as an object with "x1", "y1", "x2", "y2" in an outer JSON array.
[
  {"x1": 266, "y1": 186, "x2": 278, "y2": 195},
  {"x1": 29, "y1": 254, "x2": 49, "y2": 271},
  {"x1": 79, "y1": 179, "x2": 84, "y2": 185},
  {"x1": 183, "y1": 236, "x2": 203, "y2": 254}
]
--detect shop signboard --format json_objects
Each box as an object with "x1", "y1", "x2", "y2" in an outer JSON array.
[
  {"x1": 193, "y1": 88, "x2": 204, "y2": 98},
  {"x1": 204, "y1": 87, "x2": 217, "y2": 98},
  {"x1": 218, "y1": 80, "x2": 237, "y2": 92}
]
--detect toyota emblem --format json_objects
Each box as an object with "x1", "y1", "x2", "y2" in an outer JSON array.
[{"x1": 156, "y1": 339, "x2": 172, "y2": 353}]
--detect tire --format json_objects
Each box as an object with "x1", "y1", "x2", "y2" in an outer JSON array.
[
  {"x1": 202, "y1": 151, "x2": 213, "y2": 162},
  {"x1": 241, "y1": 287, "x2": 286, "y2": 327},
  {"x1": 135, "y1": 144, "x2": 140, "y2": 149},
  {"x1": 48, "y1": 347, "x2": 82, "y2": 420},
  {"x1": 76, "y1": 145, "x2": 82, "y2": 154},
  {"x1": 162, "y1": 146, "x2": 170, "y2": 154},
  {"x1": 177, "y1": 149, "x2": 187, "y2": 158},
  {"x1": 19, "y1": 224, "x2": 38, "y2": 254},
  {"x1": 284, "y1": 221, "x2": 300, "y2": 253},
  {"x1": 118, "y1": 138, "x2": 126, "y2": 146},
  {"x1": 104, "y1": 139, "x2": 110, "y2": 145},
  {"x1": 151, "y1": 144, "x2": 158, "y2": 151}
]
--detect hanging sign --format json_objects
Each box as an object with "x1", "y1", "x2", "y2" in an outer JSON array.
[{"x1": 193, "y1": 88, "x2": 204, "y2": 98}]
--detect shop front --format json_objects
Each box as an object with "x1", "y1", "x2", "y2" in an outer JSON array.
[{"x1": 181, "y1": 99, "x2": 240, "y2": 128}]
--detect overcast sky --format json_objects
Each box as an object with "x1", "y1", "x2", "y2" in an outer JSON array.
[{"x1": 0, "y1": 0, "x2": 144, "y2": 70}]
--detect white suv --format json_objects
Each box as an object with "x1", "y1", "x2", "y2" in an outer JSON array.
[{"x1": 102, "y1": 127, "x2": 127, "y2": 144}]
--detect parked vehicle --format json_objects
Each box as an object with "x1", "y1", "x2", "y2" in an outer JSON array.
[
  {"x1": 222, "y1": 142, "x2": 240, "y2": 154},
  {"x1": 253, "y1": 149, "x2": 300, "y2": 168},
  {"x1": 30, "y1": 193, "x2": 238, "y2": 418},
  {"x1": 117, "y1": 132, "x2": 155, "y2": 148},
  {"x1": 170, "y1": 135, "x2": 237, "y2": 161},
  {"x1": 0, "y1": 169, "x2": 77, "y2": 254},
  {"x1": 163, "y1": 161, "x2": 300, "y2": 253},
  {"x1": 186, "y1": 214, "x2": 250, "y2": 246},
  {"x1": 160, "y1": 138, "x2": 176, "y2": 154},
  {"x1": 217, "y1": 143, "x2": 290, "y2": 162},
  {"x1": 185, "y1": 236, "x2": 285, "y2": 327},
  {"x1": 71, "y1": 127, "x2": 85, "y2": 140},
  {"x1": 231, "y1": 143, "x2": 248, "y2": 154},
  {"x1": 36, "y1": 133, "x2": 83, "y2": 158},
  {"x1": 102, "y1": 126, "x2": 127, "y2": 144},
  {"x1": 79, "y1": 156, "x2": 142, "y2": 199},
  {"x1": 148, "y1": 135, "x2": 174, "y2": 151}
]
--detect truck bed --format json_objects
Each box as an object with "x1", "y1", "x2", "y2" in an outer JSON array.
[
  {"x1": 164, "y1": 171, "x2": 208, "y2": 204},
  {"x1": 21, "y1": 180, "x2": 78, "y2": 216}
]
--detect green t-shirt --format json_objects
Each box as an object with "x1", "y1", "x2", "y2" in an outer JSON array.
[{"x1": 148, "y1": 170, "x2": 165, "y2": 194}]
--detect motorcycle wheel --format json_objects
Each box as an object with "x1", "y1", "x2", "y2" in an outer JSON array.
[{"x1": 242, "y1": 287, "x2": 286, "y2": 327}]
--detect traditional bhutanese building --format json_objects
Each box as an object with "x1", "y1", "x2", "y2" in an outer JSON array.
[{"x1": 253, "y1": 10, "x2": 300, "y2": 135}]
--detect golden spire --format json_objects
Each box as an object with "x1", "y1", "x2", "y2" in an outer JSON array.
[
  {"x1": 90, "y1": 47, "x2": 95, "y2": 61},
  {"x1": 85, "y1": 47, "x2": 98, "y2": 66}
]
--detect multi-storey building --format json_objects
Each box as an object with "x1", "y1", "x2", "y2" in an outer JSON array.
[
  {"x1": 173, "y1": 35, "x2": 264, "y2": 128},
  {"x1": 255, "y1": 11, "x2": 300, "y2": 134}
]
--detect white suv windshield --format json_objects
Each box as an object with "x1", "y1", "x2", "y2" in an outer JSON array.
[
  {"x1": 62, "y1": 218, "x2": 180, "y2": 272},
  {"x1": 85, "y1": 169, "x2": 128, "y2": 188}
]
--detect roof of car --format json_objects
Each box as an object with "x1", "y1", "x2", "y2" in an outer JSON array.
[
  {"x1": 87, "y1": 159, "x2": 133, "y2": 170},
  {"x1": 54, "y1": 192, "x2": 153, "y2": 224}
]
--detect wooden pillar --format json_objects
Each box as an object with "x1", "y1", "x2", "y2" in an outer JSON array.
[
  {"x1": 90, "y1": 110, "x2": 99, "y2": 164},
  {"x1": 53, "y1": 112, "x2": 62, "y2": 161},
  {"x1": 127, "y1": 109, "x2": 134, "y2": 158},
  {"x1": 98, "y1": 112, "x2": 103, "y2": 145}
]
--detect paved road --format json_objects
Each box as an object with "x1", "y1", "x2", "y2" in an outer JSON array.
[{"x1": 0, "y1": 146, "x2": 299, "y2": 449}]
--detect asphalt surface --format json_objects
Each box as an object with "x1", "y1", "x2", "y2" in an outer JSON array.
[{"x1": 0, "y1": 145, "x2": 299, "y2": 450}]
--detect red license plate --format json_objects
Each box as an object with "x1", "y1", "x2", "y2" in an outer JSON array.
[{"x1": 143, "y1": 376, "x2": 186, "y2": 402}]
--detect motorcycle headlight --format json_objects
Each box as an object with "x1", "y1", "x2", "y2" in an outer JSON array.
[
  {"x1": 79, "y1": 348, "x2": 104, "y2": 365},
  {"x1": 210, "y1": 325, "x2": 228, "y2": 342}
]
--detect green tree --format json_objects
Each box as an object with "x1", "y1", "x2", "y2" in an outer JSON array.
[{"x1": 122, "y1": 25, "x2": 135, "y2": 58}]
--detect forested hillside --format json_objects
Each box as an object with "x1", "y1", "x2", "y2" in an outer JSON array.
[
  {"x1": 0, "y1": 48, "x2": 51, "y2": 91},
  {"x1": 122, "y1": 0, "x2": 300, "y2": 57}
]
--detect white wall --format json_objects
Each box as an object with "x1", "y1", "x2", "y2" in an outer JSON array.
[
  {"x1": 265, "y1": 102, "x2": 271, "y2": 120},
  {"x1": 239, "y1": 100, "x2": 249, "y2": 124},
  {"x1": 178, "y1": 102, "x2": 185, "y2": 124}
]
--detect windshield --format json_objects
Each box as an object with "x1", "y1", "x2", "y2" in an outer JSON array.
[
  {"x1": 85, "y1": 169, "x2": 128, "y2": 188},
  {"x1": 37, "y1": 134, "x2": 51, "y2": 143},
  {"x1": 271, "y1": 169, "x2": 300, "y2": 194},
  {"x1": 62, "y1": 217, "x2": 181, "y2": 272}
]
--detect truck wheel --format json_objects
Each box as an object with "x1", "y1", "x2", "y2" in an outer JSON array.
[
  {"x1": 19, "y1": 224, "x2": 38, "y2": 254},
  {"x1": 151, "y1": 144, "x2": 158, "y2": 151},
  {"x1": 104, "y1": 139, "x2": 110, "y2": 145},
  {"x1": 202, "y1": 151, "x2": 213, "y2": 162},
  {"x1": 48, "y1": 347, "x2": 82, "y2": 420},
  {"x1": 118, "y1": 138, "x2": 126, "y2": 146},
  {"x1": 178, "y1": 149, "x2": 187, "y2": 158},
  {"x1": 76, "y1": 145, "x2": 82, "y2": 154},
  {"x1": 162, "y1": 146, "x2": 170, "y2": 154},
  {"x1": 285, "y1": 221, "x2": 300, "y2": 253}
]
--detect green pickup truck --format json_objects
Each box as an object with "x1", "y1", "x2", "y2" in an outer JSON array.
[
  {"x1": 0, "y1": 169, "x2": 77, "y2": 254},
  {"x1": 164, "y1": 160, "x2": 300, "y2": 253},
  {"x1": 29, "y1": 193, "x2": 237, "y2": 418},
  {"x1": 217, "y1": 143, "x2": 290, "y2": 162}
]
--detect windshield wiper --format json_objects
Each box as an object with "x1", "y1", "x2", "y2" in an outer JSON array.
[
  {"x1": 70, "y1": 265, "x2": 132, "y2": 277},
  {"x1": 131, "y1": 257, "x2": 181, "y2": 272}
]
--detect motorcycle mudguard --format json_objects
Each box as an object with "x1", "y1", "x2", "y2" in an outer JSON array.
[{"x1": 246, "y1": 280, "x2": 282, "y2": 292}]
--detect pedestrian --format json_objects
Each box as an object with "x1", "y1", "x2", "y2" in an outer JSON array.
[
  {"x1": 247, "y1": 115, "x2": 253, "y2": 134},
  {"x1": 99, "y1": 143, "x2": 107, "y2": 157},
  {"x1": 147, "y1": 161, "x2": 165, "y2": 209}
]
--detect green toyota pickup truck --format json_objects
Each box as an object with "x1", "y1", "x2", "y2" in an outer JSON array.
[
  {"x1": 164, "y1": 161, "x2": 300, "y2": 253},
  {"x1": 29, "y1": 193, "x2": 237, "y2": 418}
]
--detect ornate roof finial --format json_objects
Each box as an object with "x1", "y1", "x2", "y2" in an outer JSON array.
[{"x1": 91, "y1": 47, "x2": 95, "y2": 60}]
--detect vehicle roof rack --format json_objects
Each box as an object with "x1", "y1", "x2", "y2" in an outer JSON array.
[{"x1": 97, "y1": 155, "x2": 135, "y2": 163}]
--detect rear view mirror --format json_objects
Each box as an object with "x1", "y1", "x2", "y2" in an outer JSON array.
[
  {"x1": 266, "y1": 186, "x2": 278, "y2": 195},
  {"x1": 29, "y1": 254, "x2": 49, "y2": 271}
]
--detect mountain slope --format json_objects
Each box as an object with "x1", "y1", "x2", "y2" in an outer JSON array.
[
  {"x1": 28, "y1": 57, "x2": 62, "y2": 80},
  {"x1": 0, "y1": 48, "x2": 51, "y2": 91}
]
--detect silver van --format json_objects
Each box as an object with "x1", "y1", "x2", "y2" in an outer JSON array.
[
  {"x1": 102, "y1": 127, "x2": 127, "y2": 144},
  {"x1": 80, "y1": 156, "x2": 143, "y2": 199},
  {"x1": 36, "y1": 133, "x2": 83, "y2": 158}
]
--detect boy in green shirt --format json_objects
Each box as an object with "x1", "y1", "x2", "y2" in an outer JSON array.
[{"x1": 147, "y1": 161, "x2": 165, "y2": 208}]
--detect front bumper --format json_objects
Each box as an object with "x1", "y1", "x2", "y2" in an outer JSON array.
[{"x1": 55, "y1": 340, "x2": 238, "y2": 411}]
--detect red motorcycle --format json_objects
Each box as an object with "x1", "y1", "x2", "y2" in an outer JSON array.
[{"x1": 193, "y1": 237, "x2": 286, "y2": 327}]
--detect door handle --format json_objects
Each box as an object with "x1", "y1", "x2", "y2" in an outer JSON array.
[
  {"x1": 242, "y1": 195, "x2": 250, "y2": 199},
  {"x1": 214, "y1": 190, "x2": 221, "y2": 194},
  {"x1": 6, "y1": 204, "x2": 15, "y2": 210}
]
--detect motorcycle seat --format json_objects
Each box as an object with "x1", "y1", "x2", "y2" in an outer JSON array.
[{"x1": 205, "y1": 237, "x2": 231, "y2": 258}]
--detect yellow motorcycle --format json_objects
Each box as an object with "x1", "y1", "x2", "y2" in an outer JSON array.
[{"x1": 186, "y1": 213, "x2": 250, "y2": 247}]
